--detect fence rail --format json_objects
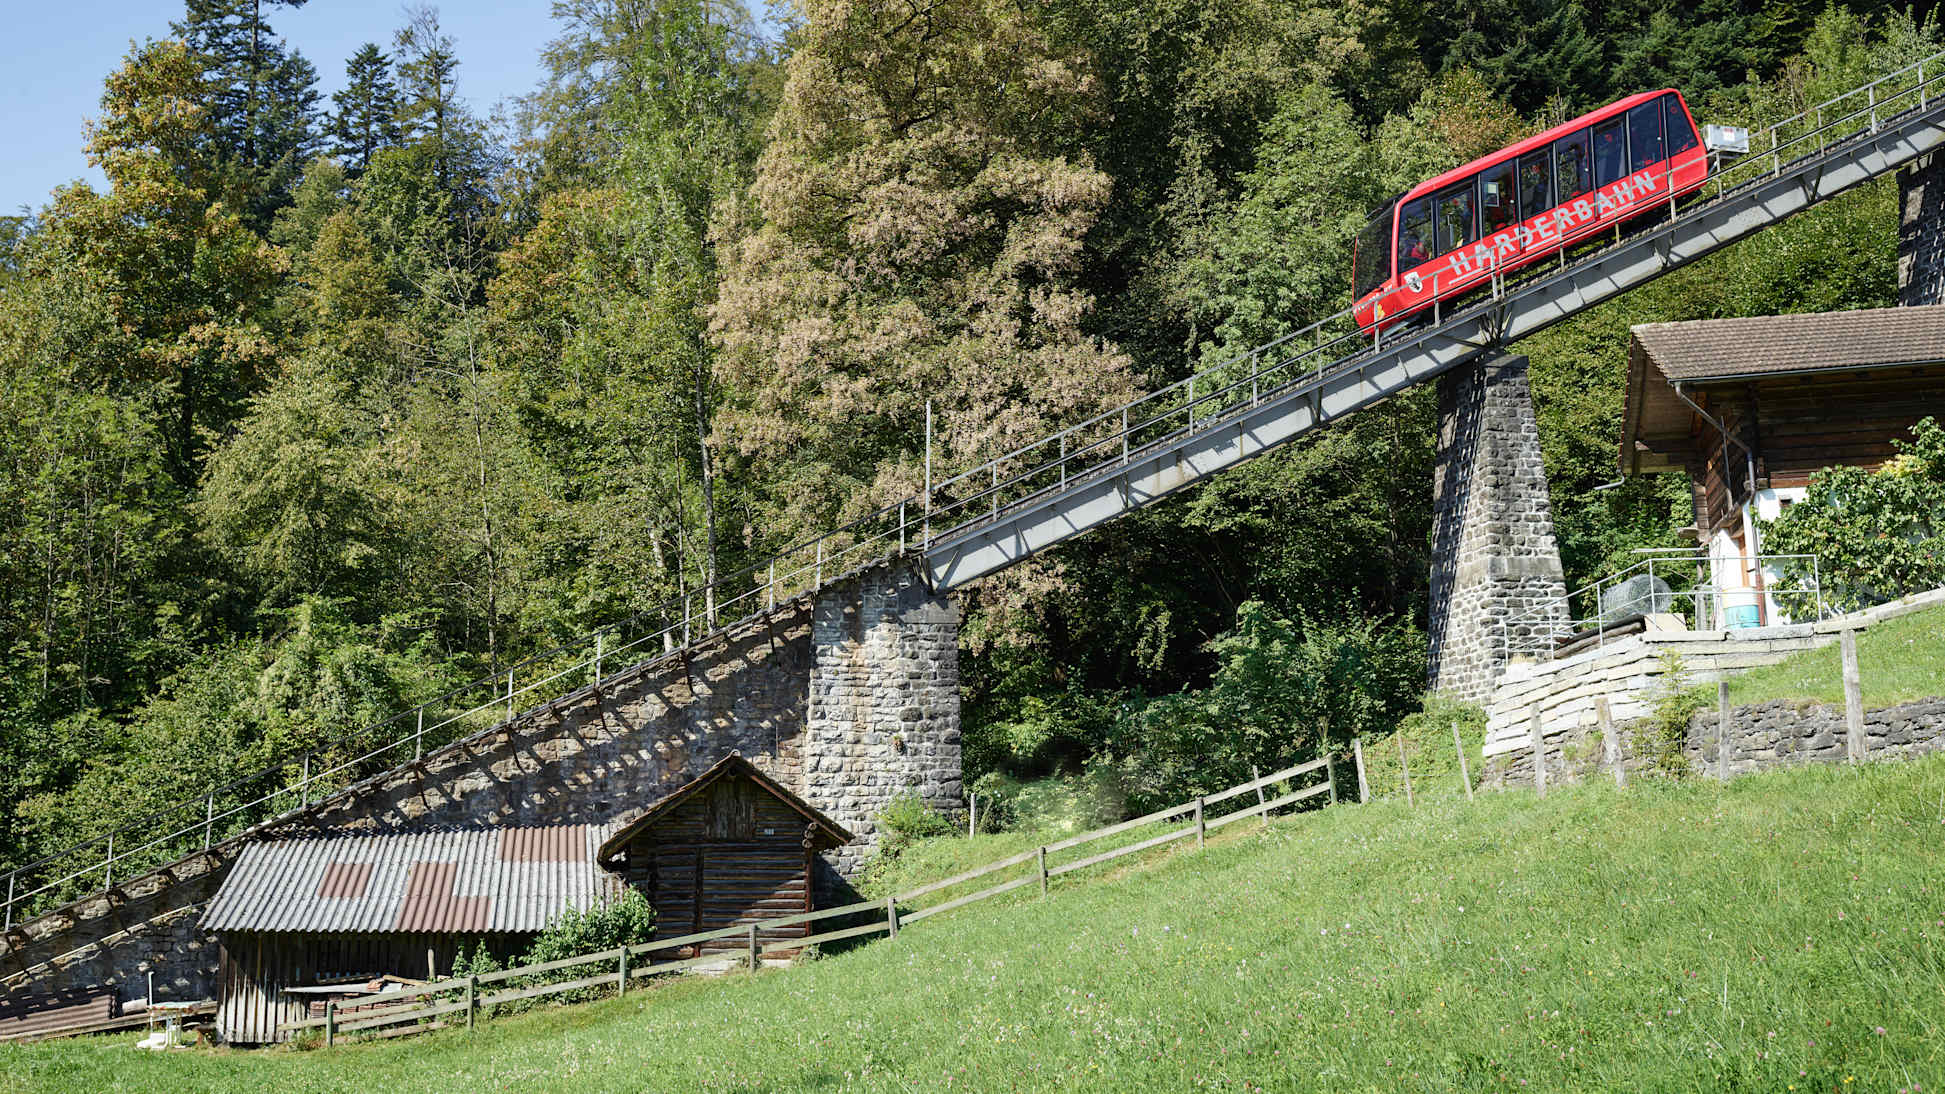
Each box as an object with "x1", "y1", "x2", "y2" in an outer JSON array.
[
  {"x1": 9, "y1": 45, "x2": 1945, "y2": 935},
  {"x1": 276, "y1": 755, "x2": 1337, "y2": 1045}
]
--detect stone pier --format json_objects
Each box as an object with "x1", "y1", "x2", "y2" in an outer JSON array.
[
  {"x1": 1427, "y1": 353, "x2": 1568, "y2": 703},
  {"x1": 1899, "y1": 151, "x2": 1945, "y2": 307}
]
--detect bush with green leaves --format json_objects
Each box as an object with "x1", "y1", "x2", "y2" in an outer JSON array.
[
  {"x1": 875, "y1": 790, "x2": 958, "y2": 859},
  {"x1": 449, "y1": 890, "x2": 656, "y2": 1017},
  {"x1": 1097, "y1": 603, "x2": 1425, "y2": 814},
  {"x1": 1763, "y1": 417, "x2": 1945, "y2": 612},
  {"x1": 1639, "y1": 651, "x2": 1709, "y2": 776}
]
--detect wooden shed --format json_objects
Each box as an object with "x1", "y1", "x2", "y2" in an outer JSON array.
[
  {"x1": 200, "y1": 823, "x2": 619, "y2": 1043},
  {"x1": 595, "y1": 753, "x2": 853, "y2": 958}
]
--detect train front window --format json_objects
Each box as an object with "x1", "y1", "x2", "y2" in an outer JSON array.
[
  {"x1": 1397, "y1": 197, "x2": 1433, "y2": 270},
  {"x1": 1664, "y1": 94, "x2": 1698, "y2": 155},
  {"x1": 1628, "y1": 102, "x2": 1663, "y2": 170},
  {"x1": 1554, "y1": 130, "x2": 1592, "y2": 201},
  {"x1": 1353, "y1": 200, "x2": 1395, "y2": 300},
  {"x1": 1481, "y1": 161, "x2": 1516, "y2": 235},
  {"x1": 1593, "y1": 119, "x2": 1627, "y2": 186},
  {"x1": 1433, "y1": 183, "x2": 1475, "y2": 255},
  {"x1": 1518, "y1": 152, "x2": 1551, "y2": 219}
]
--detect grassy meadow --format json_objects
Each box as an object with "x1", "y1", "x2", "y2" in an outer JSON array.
[
  {"x1": 6, "y1": 755, "x2": 1943, "y2": 1092},
  {"x1": 1729, "y1": 603, "x2": 1945, "y2": 709}
]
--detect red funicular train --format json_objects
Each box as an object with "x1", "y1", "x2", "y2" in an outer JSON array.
[{"x1": 1353, "y1": 89, "x2": 1708, "y2": 331}]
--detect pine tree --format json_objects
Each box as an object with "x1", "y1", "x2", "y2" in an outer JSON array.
[
  {"x1": 394, "y1": 4, "x2": 480, "y2": 199},
  {"x1": 172, "y1": 0, "x2": 319, "y2": 227},
  {"x1": 329, "y1": 43, "x2": 402, "y2": 174}
]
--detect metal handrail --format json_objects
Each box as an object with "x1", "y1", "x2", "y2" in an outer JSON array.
[{"x1": 6, "y1": 48, "x2": 1943, "y2": 933}]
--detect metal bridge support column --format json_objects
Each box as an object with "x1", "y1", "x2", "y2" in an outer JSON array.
[
  {"x1": 1427, "y1": 354, "x2": 1568, "y2": 705},
  {"x1": 802, "y1": 560, "x2": 963, "y2": 880},
  {"x1": 1899, "y1": 151, "x2": 1945, "y2": 306}
]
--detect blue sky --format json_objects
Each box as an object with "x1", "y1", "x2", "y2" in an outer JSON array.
[{"x1": 0, "y1": 2, "x2": 557, "y2": 214}]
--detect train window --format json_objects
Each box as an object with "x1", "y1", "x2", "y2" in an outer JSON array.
[
  {"x1": 1433, "y1": 182, "x2": 1476, "y2": 255},
  {"x1": 1481, "y1": 161, "x2": 1516, "y2": 235},
  {"x1": 1664, "y1": 94, "x2": 1698, "y2": 155},
  {"x1": 1593, "y1": 119, "x2": 1627, "y2": 186},
  {"x1": 1518, "y1": 152, "x2": 1551, "y2": 219},
  {"x1": 1554, "y1": 130, "x2": 1592, "y2": 202},
  {"x1": 1628, "y1": 102, "x2": 1663, "y2": 170},
  {"x1": 1397, "y1": 196, "x2": 1434, "y2": 270},
  {"x1": 1353, "y1": 200, "x2": 1395, "y2": 300}
]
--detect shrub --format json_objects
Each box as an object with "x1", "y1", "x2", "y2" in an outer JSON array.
[
  {"x1": 1641, "y1": 651, "x2": 1709, "y2": 776},
  {"x1": 1763, "y1": 416, "x2": 1945, "y2": 611},
  {"x1": 875, "y1": 790, "x2": 957, "y2": 858}
]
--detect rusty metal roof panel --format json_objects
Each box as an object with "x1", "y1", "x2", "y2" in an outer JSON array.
[{"x1": 201, "y1": 825, "x2": 620, "y2": 934}]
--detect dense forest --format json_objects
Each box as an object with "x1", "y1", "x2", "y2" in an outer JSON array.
[{"x1": 0, "y1": 0, "x2": 1935, "y2": 868}]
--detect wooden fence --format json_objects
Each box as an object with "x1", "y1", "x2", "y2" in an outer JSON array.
[{"x1": 278, "y1": 755, "x2": 1338, "y2": 1045}]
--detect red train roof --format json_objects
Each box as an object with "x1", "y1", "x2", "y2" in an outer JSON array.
[{"x1": 1400, "y1": 89, "x2": 1684, "y2": 205}]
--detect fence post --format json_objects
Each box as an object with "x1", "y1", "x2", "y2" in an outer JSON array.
[
  {"x1": 1194, "y1": 797, "x2": 1206, "y2": 850},
  {"x1": 617, "y1": 946, "x2": 628, "y2": 997},
  {"x1": 414, "y1": 707, "x2": 424, "y2": 762},
  {"x1": 1451, "y1": 717, "x2": 1474, "y2": 801},
  {"x1": 204, "y1": 794, "x2": 215, "y2": 850},
  {"x1": 1037, "y1": 846, "x2": 1049, "y2": 896},
  {"x1": 594, "y1": 632, "x2": 604, "y2": 686},
  {"x1": 1842, "y1": 628, "x2": 1865, "y2": 763},
  {"x1": 465, "y1": 975, "x2": 477, "y2": 1031},
  {"x1": 1528, "y1": 708, "x2": 1545, "y2": 799},
  {"x1": 1398, "y1": 731, "x2": 1416, "y2": 807},
  {"x1": 4, "y1": 870, "x2": 14, "y2": 933},
  {"x1": 506, "y1": 670, "x2": 515, "y2": 721},
  {"x1": 1716, "y1": 681, "x2": 1732, "y2": 780},
  {"x1": 1325, "y1": 752, "x2": 1338, "y2": 805},
  {"x1": 1598, "y1": 696, "x2": 1625, "y2": 788},
  {"x1": 1252, "y1": 765, "x2": 1268, "y2": 828},
  {"x1": 325, "y1": 1000, "x2": 337, "y2": 1047},
  {"x1": 923, "y1": 399, "x2": 933, "y2": 551},
  {"x1": 747, "y1": 923, "x2": 761, "y2": 971},
  {"x1": 967, "y1": 793, "x2": 977, "y2": 837},
  {"x1": 104, "y1": 833, "x2": 114, "y2": 890},
  {"x1": 886, "y1": 896, "x2": 900, "y2": 939},
  {"x1": 301, "y1": 752, "x2": 310, "y2": 809},
  {"x1": 1353, "y1": 736, "x2": 1370, "y2": 803}
]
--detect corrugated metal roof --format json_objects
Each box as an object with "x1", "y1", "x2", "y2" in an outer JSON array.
[
  {"x1": 201, "y1": 825, "x2": 621, "y2": 934},
  {"x1": 1631, "y1": 305, "x2": 1945, "y2": 382}
]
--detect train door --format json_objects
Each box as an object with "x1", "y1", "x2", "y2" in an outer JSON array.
[{"x1": 1478, "y1": 159, "x2": 1520, "y2": 267}]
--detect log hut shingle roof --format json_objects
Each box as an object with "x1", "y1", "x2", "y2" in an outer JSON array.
[
  {"x1": 595, "y1": 753, "x2": 853, "y2": 868},
  {"x1": 1630, "y1": 304, "x2": 1945, "y2": 382}
]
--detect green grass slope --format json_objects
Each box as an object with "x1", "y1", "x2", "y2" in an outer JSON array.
[
  {"x1": 1728, "y1": 602, "x2": 1945, "y2": 709},
  {"x1": 8, "y1": 758, "x2": 1944, "y2": 1093}
]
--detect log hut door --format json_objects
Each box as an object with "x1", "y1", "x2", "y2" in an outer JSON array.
[{"x1": 690, "y1": 779, "x2": 760, "y2": 956}]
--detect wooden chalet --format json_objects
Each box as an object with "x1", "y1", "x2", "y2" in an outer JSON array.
[
  {"x1": 1621, "y1": 304, "x2": 1945, "y2": 623},
  {"x1": 595, "y1": 752, "x2": 853, "y2": 959}
]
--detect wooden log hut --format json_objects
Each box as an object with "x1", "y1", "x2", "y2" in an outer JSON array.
[{"x1": 595, "y1": 752, "x2": 853, "y2": 959}]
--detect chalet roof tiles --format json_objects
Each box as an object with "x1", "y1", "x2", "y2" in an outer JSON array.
[
  {"x1": 201, "y1": 824, "x2": 621, "y2": 934},
  {"x1": 1631, "y1": 304, "x2": 1945, "y2": 382}
]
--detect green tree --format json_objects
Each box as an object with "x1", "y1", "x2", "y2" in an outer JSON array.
[
  {"x1": 329, "y1": 43, "x2": 403, "y2": 175},
  {"x1": 173, "y1": 0, "x2": 321, "y2": 227}
]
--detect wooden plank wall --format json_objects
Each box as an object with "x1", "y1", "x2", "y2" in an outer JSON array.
[
  {"x1": 216, "y1": 932, "x2": 523, "y2": 1044},
  {"x1": 619, "y1": 779, "x2": 816, "y2": 957}
]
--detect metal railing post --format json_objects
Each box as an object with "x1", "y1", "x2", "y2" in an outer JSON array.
[
  {"x1": 991, "y1": 464, "x2": 998, "y2": 519},
  {"x1": 594, "y1": 632, "x2": 604, "y2": 685},
  {"x1": 506, "y1": 670, "x2": 515, "y2": 721},
  {"x1": 1059, "y1": 435, "x2": 1067, "y2": 487},
  {"x1": 923, "y1": 399, "x2": 933, "y2": 552},
  {"x1": 814, "y1": 543, "x2": 822, "y2": 588},
  {"x1": 898, "y1": 501, "x2": 905, "y2": 555},
  {"x1": 301, "y1": 753, "x2": 310, "y2": 809},
  {"x1": 104, "y1": 833, "x2": 114, "y2": 890},
  {"x1": 204, "y1": 794, "x2": 215, "y2": 849},
  {"x1": 414, "y1": 707, "x2": 425, "y2": 761},
  {"x1": 5, "y1": 870, "x2": 14, "y2": 933},
  {"x1": 1121, "y1": 407, "x2": 1129, "y2": 461}
]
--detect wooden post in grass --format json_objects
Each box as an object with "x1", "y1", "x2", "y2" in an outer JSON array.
[
  {"x1": 886, "y1": 896, "x2": 900, "y2": 939},
  {"x1": 1398, "y1": 731, "x2": 1416, "y2": 806},
  {"x1": 1528, "y1": 708, "x2": 1545, "y2": 799},
  {"x1": 1716, "y1": 681, "x2": 1732, "y2": 780},
  {"x1": 1194, "y1": 797, "x2": 1206, "y2": 850},
  {"x1": 1451, "y1": 719, "x2": 1474, "y2": 801},
  {"x1": 1353, "y1": 736, "x2": 1370, "y2": 803},
  {"x1": 1326, "y1": 751, "x2": 1338, "y2": 805},
  {"x1": 1251, "y1": 765, "x2": 1268, "y2": 828},
  {"x1": 748, "y1": 923, "x2": 760, "y2": 971},
  {"x1": 465, "y1": 975, "x2": 477, "y2": 1030},
  {"x1": 325, "y1": 1001, "x2": 336, "y2": 1047},
  {"x1": 1037, "y1": 846, "x2": 1049, "y2": 896},
  {"x1": 1598, "y1": 696, "x2": 1625, "y2": 788},
  {"x1": 1842, "y1": 628, "x2": 1865, "y2": 763},
  {"x1": 617, "y1": 946, "x2": 629, "y2": 997}
]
